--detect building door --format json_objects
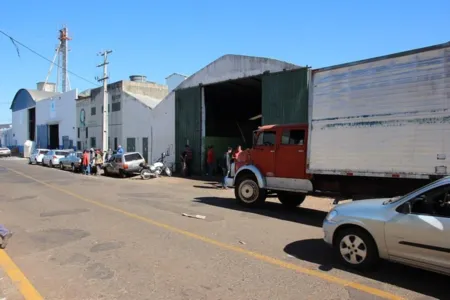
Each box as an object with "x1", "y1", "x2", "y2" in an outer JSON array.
[
  {"x1": 142, "y1": 137, "x2": 149, "y2": 163},
  {"x1": 114, "y1": 137, "x2": 118, "y2": 151}
]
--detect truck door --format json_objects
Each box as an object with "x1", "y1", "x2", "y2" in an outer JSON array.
[
  {"x1": 251, "y1": 130, "x2": 276, "y2": 177},
  {"x1": 275, "y1": 127, "x2": 307, "y2": 179}
]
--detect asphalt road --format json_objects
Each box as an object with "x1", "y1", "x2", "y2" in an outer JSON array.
[{"x1": 0, "y1": 159, "x2": 448, "y2": 300}]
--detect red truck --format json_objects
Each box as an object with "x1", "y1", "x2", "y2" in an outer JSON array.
[{"x1": 225, "y1": 43, "x2": 450, "y2": 207}]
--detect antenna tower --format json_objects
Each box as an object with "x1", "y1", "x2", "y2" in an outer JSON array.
[{"x1": 44, "y1": 26, "x2": 71, "y2": 92}]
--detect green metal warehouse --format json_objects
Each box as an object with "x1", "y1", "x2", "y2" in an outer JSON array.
[{"x1": 173, "y1": 54, "x2": 309, "y2": 174}]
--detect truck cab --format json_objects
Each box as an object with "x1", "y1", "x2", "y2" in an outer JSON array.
[{"x1": 227, "y1": 123, "x2": 314, "y2": 207}]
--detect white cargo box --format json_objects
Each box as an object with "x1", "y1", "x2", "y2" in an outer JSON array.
[{"x1": 307, "y1": 43, "x2": 450, "y2": 179}]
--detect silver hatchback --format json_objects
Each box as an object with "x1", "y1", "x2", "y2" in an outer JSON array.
[
  {"x1": 103, "y1": 152, "x2": 145, "y2": 178},
  {"x1": 323, "y1": 177, "x2": 450, "y2": 275}
]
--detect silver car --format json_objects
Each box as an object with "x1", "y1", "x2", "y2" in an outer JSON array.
[
  {"x1": 29, "y1": 149, "x2": 49, "y2": 164},
  {"x1": 59, "y1": 151, "x2": 83, "y2": 172},
  {"x1": 0, "y1": 147, "x2": 11, "y2": 157},
  {"x1": 103, "y1": 152, "x2": 145, "y2": 178},
  {"x1": 42, "y1": 150, "x2": 70, "y2": 167},
  {"x1": 323, "y1": 177, "x2": 450, "y2": 275}
]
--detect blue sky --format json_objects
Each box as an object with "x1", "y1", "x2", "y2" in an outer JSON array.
[{"x1": 1, "y1": 0, "x2": 449, "y2": 123}]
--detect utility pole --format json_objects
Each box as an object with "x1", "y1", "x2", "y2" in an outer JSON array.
[{"x1": 97, "y1": 50, "x2": 112, "y2": 152}]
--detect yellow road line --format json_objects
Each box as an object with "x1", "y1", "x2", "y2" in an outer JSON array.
[
  {"x1": 0, "y1": 250, "x2": 43, "y2": 300},
  {"x1": 6, "y1": 167, "x2": 405, "y2": 300}
]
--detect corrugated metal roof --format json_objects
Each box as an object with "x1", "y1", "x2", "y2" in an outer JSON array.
[
  {"x1": 26, "y1": 89, "x2": 59, "y2": 101},
  {"x1": 124, "y1": 91, "x2": 162, "y2": 109},
  {"x1": 176, "y1": 54, "x2": 301, "y2": 90}
]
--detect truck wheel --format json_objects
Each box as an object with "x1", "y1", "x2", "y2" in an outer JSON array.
[
  {"x1": 334, "y1": 227, "x2": 379, "y2": 270},
  {"x1": 235, "y1": 175, "x2": 266, "y2": 207},
  {"x1": 278, "y1": 192, "x2": 306, "y2": 208}
]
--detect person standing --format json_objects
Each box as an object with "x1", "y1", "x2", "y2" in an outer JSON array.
[
  {"x1": 181, "y1": 145, "x2": 193, "y2": 177},
  {"x1": 95, "y1": 150, "x2": 103, "y2": 175},
  {"x1": 0, "y1": 225, "x2": 12, "y2": 249},
  {"x1": 206, "y1": 146, "x2": 215, "y2": 176},
  {"x1": 82, "y1": 150, "x2": 90, "y2": 175},
  {"x1": 222, "y1": 147, "x2": 232, "y2": 189},
  {"x1": 117, "y1": 145, "x2": 124, "y2": 154}
]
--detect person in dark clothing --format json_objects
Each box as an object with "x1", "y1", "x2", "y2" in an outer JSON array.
[
  {"x1": 222, "y1": 147, "x2": 232, "y2": 189},
  {"x1": 181, "y1": 145, "x2": 193, "y2": 177}
]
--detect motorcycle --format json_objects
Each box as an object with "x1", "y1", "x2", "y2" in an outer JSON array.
[
  {"x1": 153, "y1": 152, "x2": 172, "y2": 177},
  {"x1": 139, "y1": 163, "x2": 158, "y2": 180}
]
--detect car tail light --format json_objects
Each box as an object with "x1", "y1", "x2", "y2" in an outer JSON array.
[
  {"x1": 53, "y1": 156, "x2": 57, "y2": 159},
  {"x1": 123, "y1": 163, "x2": 128, "y2": 169}
]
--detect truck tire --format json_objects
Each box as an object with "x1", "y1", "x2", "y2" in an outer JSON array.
[
  {"x1": 278, "y1": 192, "x2": 306, "y2": 208},
  {"x1": 235, "y1": 175, "x2": 266, "y2": 207}
]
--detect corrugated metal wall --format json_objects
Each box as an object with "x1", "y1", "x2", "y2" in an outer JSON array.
[
  {"x1": 36, "y1": 124, "x2": 48, "y2": 148},
  {"x1": 175, "y1": 87, "x2": 202, "y2": 174},
  {"x1": 261, "y1": 68, "x2": 309, "y2": 125}
]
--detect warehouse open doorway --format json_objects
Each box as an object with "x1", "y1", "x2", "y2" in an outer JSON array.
[
  {"x1": 204, "y1": 76, "x2": 262, "y2": 169},
  {"x1": 48, "y1": 124, "x2": 59, "y2": 149},
  {"x1": 28, "y1": 108, "x2": 35, "y2": 141}
]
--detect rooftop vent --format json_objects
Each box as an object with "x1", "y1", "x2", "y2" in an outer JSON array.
[{"x1": 129, "y1": 75, "x2": 147, "y2": 82}]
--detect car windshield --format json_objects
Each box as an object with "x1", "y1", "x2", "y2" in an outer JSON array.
[
  {"x1": 0, "y1": 148, "x2": 8, "y2": 150},
  {"x1": 55, "y1": 151, "x2": 68, "y2": 156},
  {"x1": 382, "y1": 177, "x2": 449, "y2": 205},
  {"x1": 124, "y1": 153, "x2": 142, "y2": 162},
  {"x1": 76, "y1": 152, "x2": 83, "y2": 158},
  {"x1": 40, "y1": 150, "x2": 49, "y2": 154}
]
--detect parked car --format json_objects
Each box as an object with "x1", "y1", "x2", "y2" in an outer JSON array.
[
  {"x1": 29, "y1": 149, "x2": 49, "y2": 164},
  {"x1": 42, "y1": 150, "x2": 70, "y2": 168},
  {"x1": 0, "y1": 147, "x2": 11, "y2": 157},
  {"x1": 323, "y1": 176, "x2": 450, "y2": 275},
  {"x1": 59, "y1": 151, "x2": 83, "y2": 172},
  {"x1": 103, "y1": 152, "x2": 145, "y2": 178}
]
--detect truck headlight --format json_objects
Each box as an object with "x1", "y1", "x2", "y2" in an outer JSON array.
[{"x1": 326, "y1": 210, "x2": 338, "y2": 221}]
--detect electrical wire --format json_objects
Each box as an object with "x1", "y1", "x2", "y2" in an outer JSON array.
[{"x1": 0, "y1": 30, "x2": 100, "y2": 87}]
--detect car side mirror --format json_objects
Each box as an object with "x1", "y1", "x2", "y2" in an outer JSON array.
[{"x1": 399, "y1": 202, "x2": 412, "y2": 214}]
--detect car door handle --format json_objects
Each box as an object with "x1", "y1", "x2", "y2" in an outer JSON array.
[
  {"x1": 298, "y1": 150, "x2": 304, "y2": 153},
  {"x1": 270, "y1": 150, "x2": 275, "y2": 153}
]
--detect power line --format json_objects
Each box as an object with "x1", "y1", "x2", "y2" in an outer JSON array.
[{"x1": 0, "y1": 30, "x2": 100, "y2": 87}]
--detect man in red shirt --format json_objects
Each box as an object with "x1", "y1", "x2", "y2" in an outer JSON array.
[{"x1": 206, "y1": 145, "x2": 215, "y2": 176}]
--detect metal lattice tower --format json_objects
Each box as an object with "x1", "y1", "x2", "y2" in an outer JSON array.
[{"x1": 45, "y1": 27, "x2": 71, "y2": 92}]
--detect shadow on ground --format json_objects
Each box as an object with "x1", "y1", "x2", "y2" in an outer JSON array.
[
  {"x1": 194, "y1": 196, "x2": 326, "y2": 227},
  {"x1": 284, "y1": 238, "x2": 449, "y2": 299}
]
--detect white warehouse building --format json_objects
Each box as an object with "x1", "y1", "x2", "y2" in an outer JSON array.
[
  {"x1": 76, "y1": 76, "x2": 169, "y2": 163},
  {"x1": 36, "y1": 89, "x2": 78, "y2": 149},
  {"x1": 9, "y1": 83, "x2": 59, "y2": 153}
]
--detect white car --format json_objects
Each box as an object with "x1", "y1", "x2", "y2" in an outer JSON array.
[
  {"x1": 29, "y1": 149, "x2": 49, "y2": 164},
  {"x1": 0, "y1": 147, "x2": 11, "y2": 157},
  {"x1": 42, "y1": 150, "x2": 70, "y2": 168}
]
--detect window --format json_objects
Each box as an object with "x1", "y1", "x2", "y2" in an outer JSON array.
[
  {"x1": 409, "y1": 184, "x2": 450, "y2": 218},
  {"x1": 77, "y1": 141, "x2": 81, "y2": 151},
  {"x1": 40, "y1": 150, "x2": 49, "y2": 155},
  {"x1": 101, "y1": 105, "x2": 111, "y2": 113},
  {"x1": 86, "y1": 127, "x2": 89, "y2": 138},
  {"x1": 281, "y1": 129, "x2": 305, "y2": 145},
  {"x1": 91, "y1": 107, "x2": 96, "y2": 116},
  {"x1": 90, "y1": 137, "x2": 96, "y2": 148},
  {"x1": 124, "y1": 153, "x2": 143, "y2": 162},
  {"x1": 55, "y1": 151, "x2": 68, "y2": 156},
  {"x1": 255, "y1": 131, "x2": 276, "y2": 146},
  {"x1": 114, "y1": 137, "x2": 118, "y2": 150},
  {"x1": 77, "y1": 128, "x2": 80, "y2": 138},
  {"x1": 127, "y1": 137, "x2": 136, "y2": 152},
  {"x1": 112, "y1": 102, "x2": 121, "y2": 112}
]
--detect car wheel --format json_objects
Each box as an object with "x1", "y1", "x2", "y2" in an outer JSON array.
[
  {"x1": 278, "y1": 192, "x2": 306, "y2": 208},
  {"x1": 71, "y1": 164, "x2": 76, "y2": 172},
  {"x1": 60, "y1": 163, "x2": 64, "y2": 170},
  {"x1": 28, "y1": 158, "x2": 32, "y2": 164},
  {"x1": 49, "y1": 161, "x2": 53, "y2": 168},
  {"x1": 119, "y1": 169, "x2": 127, "y2": 178},
  {"x1": 334, "y1": 227, "x2": 379, "y2": 270},
  {"x1": 234, "y1": 175, "x2": 267, "y2": 207}
]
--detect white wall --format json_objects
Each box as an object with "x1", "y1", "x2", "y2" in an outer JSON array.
[
  {"x1": 151, "y1": 92, "x2": 175, "y2": 167},
  {"x1": 166, "y1": 74, "x2": 186, "y2": 92},
  {"x1": 36, "y1": 89, "x2": 78, "y2": 148},
  {"x1": 0, "y1": 128, "x2": 13, "y2": 147},
  {"x1": 122, "y1": 93, "x2": 152, "y2": 161},
  {"x1": 11, "y1": 109, "x2": 28, "y2": 147}
]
